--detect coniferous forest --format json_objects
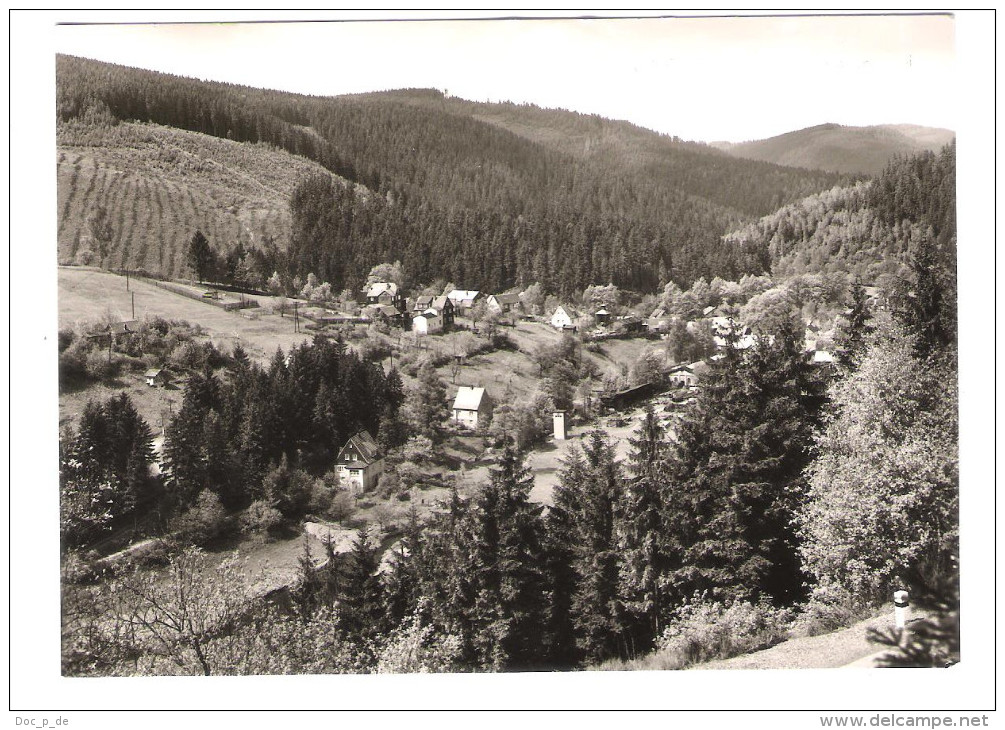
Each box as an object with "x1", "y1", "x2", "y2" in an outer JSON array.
[
  {"x1": 57, "y1": 54, "x2": 959, "y2": 676},
  {"x1": 56, "y1": 55, "x2": 850, "y2": 296}
]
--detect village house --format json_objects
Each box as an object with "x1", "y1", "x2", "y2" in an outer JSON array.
[
  {"x1": 366, "y1": 303, "x2": 406, "y2": 328},
  {"x1": 335, "y1": 430, "x2": 384, "y2": 494},
  {"x1": 451, "y1": 386, "x2": 493, "y2": 430},
  {"x1": 144, "y1": 368, "x2": 170, "y2": 387},
  {"x1": 431, "y1": 295, "x2": 455, "y2": 329},
  {"x1": 594, "y1": 308, "x2": 611, "y2": 326},
  {"x1": 413, "y1": 295, "x2": 434, "y2": 314},
  {"x1": 807, "y1": 349, "x2": 835, "y2": 367},
  {"x1": 446, "y1": 290, "x2": 481, "y2": 316},
  {"x1": 645, "y1": 306, "x2": 672, "y2": 333},
  {"x1": 411, "y1": 309, "x2": 443, "y2": 335},
  {"x1": 363, "y1": 282, "x2": 405, "y2": 311},
  {"x1": 550, "y1": 305, "x2": 580, "y2": 331},
  {"x1": 486, "y1": 292, "x2": 522, "y2": 315},
  {"x1": 667, "y1": 363, "x2": 699, "y2": 389}
]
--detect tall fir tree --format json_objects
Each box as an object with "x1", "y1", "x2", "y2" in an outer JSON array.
[
  {"x1": 567, "y1": 430, "x2": 626, "y2": 663},
  {"x1": 833, "y1": 279, "x2": 874, "y2": 370},
  {"x1": 618, "y1": 403, "x2": 669, "y2": 653},
  {"x1": 468, "y1": 441, "x2": 548, "y2": 670},
  {"x1": 338, "y1": 527, "x2": 386, "y2": 645}
]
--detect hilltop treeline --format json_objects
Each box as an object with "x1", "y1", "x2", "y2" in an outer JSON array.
[
  {"x1": 725, "y1": 142, "x2": 957, "y2": 287},
  {"x1": 57, "y1": 55, "x2": 846, "y2": 294}
]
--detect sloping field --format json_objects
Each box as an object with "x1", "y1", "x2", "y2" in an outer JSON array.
[
  {"x1": 56, "y1": 121, "x2": 349, "y2": 277},
  {"x1": 58, "y1": 267, "x2": 316, "y2": 430},
  {"x1": 58, "y1": 267, "x2": 313, "y2": 360}
]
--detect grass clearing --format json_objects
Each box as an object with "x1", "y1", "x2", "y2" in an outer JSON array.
[{"x1": 59, "y1": 267, "x2": 314, "y2": 363}]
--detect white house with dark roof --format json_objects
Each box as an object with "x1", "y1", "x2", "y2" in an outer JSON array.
[
  {"x1": 486, "y1": 292, "x2": 522, "y2": 314},
  {"x1": 335, "y1": 430, "x2": 384, "y2": 494},
  {"x1": 550, "y1": 305, "x2": 579, "y2": 330},
  {"x1": 411, "y1": 310, "x2": 443, "y2": 335},
  {"x1": 446, "y1": 290, "x2": 481, "y2": 315},
  {"x1": 363, "y1": 282, "x2": 404, "y2": 310},
  {"x1": 144, "y1": 368, "x2": 170, "y2": 387},
  {"x1": 451, "y1": 386, "x2": 493, "y2": 430}
]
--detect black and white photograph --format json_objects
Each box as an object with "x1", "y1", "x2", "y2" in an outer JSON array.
[{"x1": 8, "y1": 8, "x2": 997, "y2": 725}]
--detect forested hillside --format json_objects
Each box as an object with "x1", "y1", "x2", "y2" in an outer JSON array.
[
  {"x1": 713, "y1": 123, "x2": 955, "y2": 176},
  {"x1": 56, "y1": 121, "x2": 347, "y2": 277},
  {"x1": 724, "y1": 142, "x2": 956, "y2": 290},
  {"x1": 56, "y1": 55, "x2": 847, "y2": 295}
]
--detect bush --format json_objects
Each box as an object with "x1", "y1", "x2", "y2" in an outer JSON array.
[
  {"x1": 656, "y1": 595, "x2": 793, "y2": 668},
  {"x1": 490, "y1": 331, "x2": 517, "y2": 351},
  {"x1": 328, "y1": 491, "x2": 357, "y2": 524},
  {"x1": 261, "y1": 458, "x2": 313, "y2": 518},
  {"x1": 59, "y1": 338, "x2": 90, "y2": 384},
  {"x1": 239, "y1": 499, "x2": 284, "y2": 537},
  {"x1": 59, "y1": 327, "x2": 77, "y2": 353},
  {"x1": 791, "y1": 582, "x2": 870, "y2": 638},
  {"x1": 375, "y1": 613, "x2": 464, "y2": 674},
  {"x1": 357, "y1": 339, "x2": 393, "y2": 363},
  {"x1": 169, "y1": 490, "x2": 230, "y2": 546},
  {"x1": 84, "y1": 348, "x2": 120, "y2": 380}
]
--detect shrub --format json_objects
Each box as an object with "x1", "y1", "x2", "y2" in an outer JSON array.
[
  {"x1": 169, "y1": 490, "x2": 230, "y2": 546},
  {"x1": 59, "y1": 338, "x2": 90, "y2": 384},
  {"x1": 261, "y1": 458, "x2": 313, "y2": 518},
  {"x1": 490, "y1": 331, "x2": 517, "y2": 351},
  {"x1": 375, "y1": 612, "x2": 464, "y2": 674},
  {"x1": 239, "y1": 500, "x2": 284, "y2": 537},
  {"x1": 358, "y1": 339, "x2": 392, "y2": 363},
  {"x1": 656, "y1": 595, "x2": 793, "y2": 668},
  {"x1": 84, "y1": 348, "x2": 120, "y2": 380},
  {"x1": 328, "y1": 491, "x2": 357, "y2": 524},
  {"x1": 58, "y1": 327, "x2": 77, "y2": 353},
  {"x1": 791, "y1": 582, "x2": 870, "y2": 638}
]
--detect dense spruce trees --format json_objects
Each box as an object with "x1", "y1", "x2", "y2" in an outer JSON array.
[
  {"x1": 466, "y1": 442, "x2": 549, "y2": 670},
  {"x1": 833, "y1": 280, "x2": 875, "y2": 370},
  {"x1": 59, "y1": 393, "x2": 157, "y2": 547},
  {"x1": 618, "y1": 404, "x2": 670, "y2": 651},
  {"x1": 554, "y1": 431, "x2": 626, "y2": 663},
  {"x1": 161, "y1": 336, "x2": 404, "y2": 513},
  {"x1": 657, "y1": 316, "x2": 822, "y2": 607}
]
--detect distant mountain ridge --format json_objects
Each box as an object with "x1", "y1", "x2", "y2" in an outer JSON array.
[{"x1": 712, "y1": 123, "x2": 955, "y2": 176}]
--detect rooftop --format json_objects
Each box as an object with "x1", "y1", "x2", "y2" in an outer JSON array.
[
  {"x1": 337, "y1": 430, "x2": 381, "y2": 465},
  {"x1": 365, "y1": 282, "x2": 399, "y2": 298},
  {"x1": 452, "y1": 386, "x2": 487, "y2": 411}
]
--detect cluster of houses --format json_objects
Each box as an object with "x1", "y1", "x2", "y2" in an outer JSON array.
[
  {"x1": 358, "y1": 282, "x2": 530, "y2": 335},
  {"x1": 334, "y1": 383, "x2": 495, "y2": 494}
]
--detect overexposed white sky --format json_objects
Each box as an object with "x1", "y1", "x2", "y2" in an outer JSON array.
[{"x1": 51, "y1": 11, "x2": 956, "y2": 142}]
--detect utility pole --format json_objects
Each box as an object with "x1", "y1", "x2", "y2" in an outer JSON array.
[{"x1": 131, "y1": 292, "x2": 135, "y2": 320}]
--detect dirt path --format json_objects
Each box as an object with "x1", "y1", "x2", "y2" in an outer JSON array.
[{"x1": 695, "y1": 612, "x2": 899, "y2": 670}]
